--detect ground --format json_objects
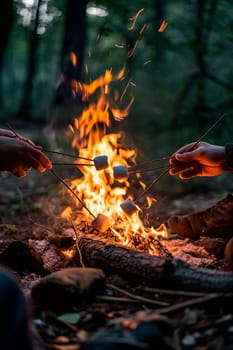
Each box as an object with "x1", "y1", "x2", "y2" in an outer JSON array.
[{"x1": 1, "y1": 166, "x2": 233, "y2": 349}]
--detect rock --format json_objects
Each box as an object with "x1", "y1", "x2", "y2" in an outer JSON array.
[
  {"x1": 31, "y1": 267, "x2": 105, "y2": 311},
  {"x1": 0, "y1": 241, "x2": 45, "y2": 274}
]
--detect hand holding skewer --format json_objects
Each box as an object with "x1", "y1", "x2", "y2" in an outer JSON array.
[
  {"x1": 0, "y1": 129, "x2": 52, "y2": 177},
  {"x1": 169, "y1": 142, "x2": 228, "y2": 178},
  {"x1": 120, "y1": 114, "x2": 225, "y2": 216}
]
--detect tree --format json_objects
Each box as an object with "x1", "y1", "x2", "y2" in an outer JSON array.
[
  {"x1": 19, "y1": 0, "x2": 43, "y2": 119},
  {"x1": 0, "y1": 0, "x2": 14, "y2": 106},
  {"x1": 54, "y1": 0, "x2": 88, "y2": 106}
]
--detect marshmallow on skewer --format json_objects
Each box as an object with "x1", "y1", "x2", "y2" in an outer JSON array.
[
  {"x1": 93, "y1": 155, "x2": 109, "y2": 170},
  {"x1": 113, "y1": 166, "x2": 129, "y2": 181},
  {"x1": 92, "y1": 214, "x2": 111, "y2": 232},
  {"x1": 120, "y1": 199, "x2": 139, "y2": 216}
]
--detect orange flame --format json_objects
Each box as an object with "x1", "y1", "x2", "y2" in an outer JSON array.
[{"x1": 63, "y1": 67, "x2": 167, "y2": 255}]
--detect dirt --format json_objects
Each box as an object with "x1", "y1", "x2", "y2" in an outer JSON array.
[{"x1": 0, "y1": 168, "x2": 233, "y2": 350}]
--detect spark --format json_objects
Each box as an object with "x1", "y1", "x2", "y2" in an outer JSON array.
[
  {"x1": 128, "y1": 41, "x2": 138, "y2": 58},
  {"x1": 70, "y1": 52, "x2": 77, "y2": 67},
  {"x1": 128, "y1": 8, "x2": 144, "y2": 30},
  {"x1": 158, "y1": 20, "x2": 168, "y2": 32},
  {"x1": 115, "y1": 44, "x2": 125, "y2": 49}
]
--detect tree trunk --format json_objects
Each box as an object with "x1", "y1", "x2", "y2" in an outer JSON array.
[
  {"x1": 19, "y1": 0, "x2": 42, "y2": 119},
  {"x1": 153, "y1": 0, "x2": 166, "y2": 61},
  {"x1": 0, "y1": 0, "x2": 14, "y2": 107},
  {"x1": 54, "y1": 0, "x2": 88, "y2": 106},
  {"x1": 172, "y1": 0, "x2": 219, "y2": 127}
]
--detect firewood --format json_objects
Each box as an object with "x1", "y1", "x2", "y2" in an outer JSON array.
[{"x1": 77, "y1": 234, "x2": 233, "y2": 292}]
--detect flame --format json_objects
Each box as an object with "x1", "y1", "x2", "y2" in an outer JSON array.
[
  {"x1": 61, "y1": 206, "x2": 72, "y2": 219},
  {"x1": 63, "y1": 66, "x2": 167, "y2": 255}
]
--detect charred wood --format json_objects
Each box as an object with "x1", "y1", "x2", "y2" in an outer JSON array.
[{"x1": 78, "y1": 235, "x2": 233, "y2": 292}]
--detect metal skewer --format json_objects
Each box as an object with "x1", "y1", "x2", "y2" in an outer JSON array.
[
  {"x1": 50, "y1": 169, "x2": 95, "y2": 218},
  {"x1": 52, "y1": 162, "x2": 95, "y2": 166},
  {"x1": 44, "y1": 149, "x2": 93, "y2": 162}
]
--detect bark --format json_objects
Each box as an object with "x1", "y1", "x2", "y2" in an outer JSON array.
[{"x1": 78, "y1": 234, "x2": 233, "y2": 292}]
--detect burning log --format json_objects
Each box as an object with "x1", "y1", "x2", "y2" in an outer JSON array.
[{"x1": 77, "y1": 234, "x2": 233, "y2": 292}]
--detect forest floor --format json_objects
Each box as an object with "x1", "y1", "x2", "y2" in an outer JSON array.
[{"x1": 1, "y1": 166, "x2": 233, "y2": 350}]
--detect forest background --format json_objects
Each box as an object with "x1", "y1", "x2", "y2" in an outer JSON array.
[{"x1": 1, "y1": 0, "x2": 233, "y2": 194}]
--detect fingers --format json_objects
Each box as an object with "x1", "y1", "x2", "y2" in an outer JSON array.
[
  {"x1": 27, "y1": 147, "x2": 52, "y2": 172},
  {"x1": 12, "y1": 166, "x2": 28, "y2": 177},
  {"x1": 179, "y1": 165, "x2": 200, "y2": 179},
  {"x1": 11, "y1": 142, "x2": 52, "y2": 175}
]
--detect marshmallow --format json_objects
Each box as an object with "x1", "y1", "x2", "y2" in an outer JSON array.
[
  {"x1": 93, "y1": 155, "x2": 109, "y2": 170},
  {"x1": 120, "y1": 199, "x2": 139, "y2": 216},
  {"x1": 92, "y1": 214, "x2": 111, "y2": 232},
  {"x1": 113, "y1": 166, "x2": 129, "y2": 181}
]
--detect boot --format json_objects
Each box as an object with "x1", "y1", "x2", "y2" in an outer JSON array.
[{"x1": 168, "y1": 193, "x2": 233, "y2": 240}]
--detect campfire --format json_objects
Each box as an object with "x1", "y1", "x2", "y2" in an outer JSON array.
[{"x1": 60, "y1": 66, "x2": 167, "y2": 254}]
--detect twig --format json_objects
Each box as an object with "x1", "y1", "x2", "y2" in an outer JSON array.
[
  {"x1": 52, "y1": 162, "x2": 95, "y2": 167},
  {"x1": 129, "y1": 156, "x2": 171, "y2": 170},
  {"x1": 143, "y1": 286, "x2": 207, "y2": 297},
  {"x1": 6, "y1": 123, "x2": 19, "y2": 137},
  {"x1": 129, "y1": 165, "x2": 170, "y2": 176},
  {"x1": 50, "y1": 169, "x2": 95, "y2": 218},
  {"x1": 44, "y1": 148, "x2": 93, "y2": 161},
  {"x1": 134, "y1": 168, "x2": 170, "y2": 203},
  {"x1": 96, "y1": 295, "x2": 140, "y2": 303},
  {"x1": 156, "y1": 293, "x2": 221, "y2": 315},
  {"x1": 107, "y1": 283, "x2": 169, "y2": 306},
  {"x1": 6, "y1": 123, "x2": 93, "y2": 162}
]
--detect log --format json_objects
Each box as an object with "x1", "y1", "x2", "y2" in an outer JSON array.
[{"x1": 78, "y1": 235, "x2": 233, "y2": 292}]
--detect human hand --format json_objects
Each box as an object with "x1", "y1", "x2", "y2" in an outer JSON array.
[
  {"x1": 0, "y1": 136, "x2": 52, "y2": 177},
  {"x1": 169, "y1": 141, "x2": 228, "y2": 179},
  {"x1": 0, "y1": 128, "x2": 36, "y2": 146}
]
